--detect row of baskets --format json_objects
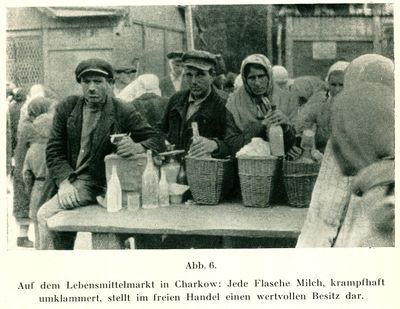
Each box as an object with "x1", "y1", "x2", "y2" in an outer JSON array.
[{"x1": 186, "y1": 156, "x2": 320, "y2": 208}]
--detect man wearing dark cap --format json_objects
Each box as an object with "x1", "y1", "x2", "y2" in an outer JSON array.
[
  {"x1": 158, "y1": 50, "x2": 241, "y2": 248},
  {"x1": 37, "y1": 58, "x2": 165, "y2": 250},
  {"x1": 159, "y1": 51, "x2": 188, "y2": 98},
  {"x1": 113, "y1": 65, "x2": 137, "y2": 96},
  {"x1": 160, "y1": 50, "x2": 239, "y2": 159}
]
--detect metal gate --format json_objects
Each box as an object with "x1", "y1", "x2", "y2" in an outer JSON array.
[{"x1": 6, "y1": 35, "x2": 44, "y2": 91}]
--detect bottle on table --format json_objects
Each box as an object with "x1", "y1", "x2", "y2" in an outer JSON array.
[
  {"x1": 268, "y1": 106, "x2": 285, "y2": 157},
  {"x1": 176, "y1": 162, "x2": 187, "y2": 185},
  {"x1": 158, "y1": 167, "x2": 170, "y2": 207},
  {"x1": 142, "y1": 150, "x2": 159, "y2": 209},
  {"x1": 107, "y1": 163, "x2": 122, "y2": 212}
]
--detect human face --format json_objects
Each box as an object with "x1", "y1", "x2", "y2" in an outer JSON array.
[
  {"x1": 170, "y1": 60, "x2": 184, "y2": 76},
  {"x1": 115, "y1": 71, "x2": 135, "y2": 86},
  {"x1": 246, "y1": 67, "x2": 269, "y2": 96},
  {"x1": 80, "y1": 74, "x2": 111, "y2": 105},
  {"x1": 184, "y1": 66, "x2": 214, "y2": 99},
  {"x1": 328, "y1": 71, "x2": 344, "y2": 97}
]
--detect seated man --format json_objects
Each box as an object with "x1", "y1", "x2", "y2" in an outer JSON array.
[
  {"x1": 158, "y1": 50, "x2": 241, "y2": 248},
  {"x1": 159, "y1": 50, "x2": 238, "y2": 159},
  {"x1": 37, "y1": 58, "x2": 165, "y2": 250}
]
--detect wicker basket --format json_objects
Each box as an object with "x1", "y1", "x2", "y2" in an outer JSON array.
[
  {"x1": 282, "y1": 160, "x2": 320, "y2": 208},
  {"x1": 237, "y1": 156, "x2": 279, "y2": 208},
  {"x1": 186, "y1": 157, "x2": 233, "y2": 205}
]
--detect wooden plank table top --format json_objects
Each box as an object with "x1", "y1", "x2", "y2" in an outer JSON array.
[{"x1": 47, "y1": 203, "x2": 308, "y2": 239}]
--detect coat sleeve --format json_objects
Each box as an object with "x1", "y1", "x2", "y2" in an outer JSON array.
[
  {"x1": 22, "y1": 152, "x2": 34, "y2": 195},
  {"x1": 124, "y1": 104, "x2": 166, "y2": 154},
  {"x1": 46, "y1": 100, "x2": 75, "y2": 187},
  {"x1": 214, "y1": 109, "x2": 247, "y2": 157}
]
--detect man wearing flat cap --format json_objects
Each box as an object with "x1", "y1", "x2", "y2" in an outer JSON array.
[
  {"x1": 37, "y1": 58, "x2": 165, "y2": 250},
  {"x1": 160, "y1": 50, "x2": 240, "y2": 159},
  {"x1": 113, "y1": 65, "x2": 137, "y2": 96},
  {"x1": 158, "y1": 51, "x2": 241, "y2": 249},
  {"x1": 159, "y1": 51, "x2": 188, "y2": 98}
]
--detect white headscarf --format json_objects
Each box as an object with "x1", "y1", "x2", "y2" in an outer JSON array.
[
  {"x1": 272, "y1": 65, "x2": 289, "y2": 84},
  {"x1": 325, "y1": 61, "x2": 350, "y2": 81},
  {"x1": 135, "y1": 74, "x2": 162, "y2": 98}
]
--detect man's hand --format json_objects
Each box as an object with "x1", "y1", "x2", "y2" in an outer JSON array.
[
  {"x1": 58, "y1": 180, "x2": 80, "y2": 209},
  {"x1": 188, "y1": 137, "x2": 218, "y2": 157},
  {"x1": 262, "y1": 109, "x2": 290, "y2": 129},
  {"x1": 116, "y1": 136, "x2": 145, "y2": 158}
]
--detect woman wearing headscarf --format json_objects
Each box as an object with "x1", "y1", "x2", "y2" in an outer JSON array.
[
  {"x1": 295, "y1": 61, "x2": 349, "y2": 153},
  {"x1": 331, "y1": 82, "x2": 394, "y2": 247},
  {"x1": 22, "y1": 97, "x2": 54, "y2": 249},
  {"x1": 296, "y1": 54, "x2": 394, "y2": 248},
  {"x1": 226, "y1": 54, "x2": 296, "y2": 155},
  {"x1": 18, "y1": 84, "x2": 58, "y2": 135},
  {"x1": 13, "y1": 96, "x2": 52, "y2": 247},
  {"x1": 131, "y1": 74, "x2": 168, "y2": 127}
]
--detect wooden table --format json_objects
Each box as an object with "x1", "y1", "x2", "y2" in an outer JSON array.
[{"x1": 47, "y1": 203, "x2": 308, "y2": 249}]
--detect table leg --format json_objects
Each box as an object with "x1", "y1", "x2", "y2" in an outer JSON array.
[{"x1": 91, "y1": 232, "x2": 125, "y2": 249}]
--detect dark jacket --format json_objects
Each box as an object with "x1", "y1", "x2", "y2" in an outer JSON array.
[
  {"x1": 159, "y1": 88, "x2": 241, "y2": 158},
  {"x1": 46, "y1": 95, "x2": 165, "y2": 189},
  {"x1": 132, "y1": 93, "x2": 169, "y2": 128}
]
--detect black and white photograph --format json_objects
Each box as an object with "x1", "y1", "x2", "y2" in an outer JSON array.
[{"x1": 2, "y1": 1, "x2": 398, "y2": 308}]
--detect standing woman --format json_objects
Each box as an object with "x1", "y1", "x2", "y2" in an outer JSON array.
[
  {"x1": 22, "y1": 97, "x2": 54, "y2": 249},
  {"x1": 226, "y1": 54, "x2": 296, "y2": 155},
  {"x1": 295, "y1": 61, "x2": 349, "y2": 153},
  {"x1": 331, "y1": 82, "x2": 394, "y2": 247},
  {"x1": 296, "y1": 54, "x2": 394, "y2": 248},
  {"x1": 13, "y1": 95, "x2": 52, "y2": 247}
]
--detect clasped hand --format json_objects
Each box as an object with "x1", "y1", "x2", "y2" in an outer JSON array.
[
  {"x1": 58, "y1": 180, "x2": 80, "y2": 209},
  {"x1": 261, "y1": 109, "x2": 289, "y2": 129},
  {"x1": 116, "y1": 136, "x2": 145, "y2": 158},
  {"x1": 188, "y1": 136, "x2": 218, "y2": 157}
]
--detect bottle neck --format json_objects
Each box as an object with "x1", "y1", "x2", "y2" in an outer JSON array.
[{"x1": 146, "y1": 150, "x2": 154, "y2": 167}]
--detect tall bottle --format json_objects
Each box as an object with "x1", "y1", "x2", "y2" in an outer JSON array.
[
  {"x1": 141, "y1": 150, "x2": 159, "y2": 209},
  {"x1": 107, "y1": 164, "x2": 122, "y2": 212},
  {"x1": 268, "y1": 106, "x2": 285, "y2": 157},
  {"x1": 191, "y1": 121, "x2": 211, "y2": 158},
  {"x1": 158, "y1": 167, "x2": 170, "y2": 207}
]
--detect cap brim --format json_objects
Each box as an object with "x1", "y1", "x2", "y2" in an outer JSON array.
[
  {"x1": 184, "y1": 62, "x2": 213, "y2": 71},
  {"x1": 78, "y1": 68, "x2": 110, "y2": 79}
]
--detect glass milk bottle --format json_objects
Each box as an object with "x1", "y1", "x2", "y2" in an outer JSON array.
[
  {"x1": 191, "y1": 121, "x2": 211, "y2": 158},
  {"x1": 107, "y1": 164, "x2": 122, "y2": 212},
  {"x1": 158, "y1": 167, "x2": 170, "y2": 207},
  {"x1": 268, "y1": 106, "x2": 285, "y2": 157},
  {"x1": 142, "y1": 150, "x2": 159, "y2": 209}
]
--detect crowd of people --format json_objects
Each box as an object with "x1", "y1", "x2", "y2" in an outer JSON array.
[{"x1": 6, "y1": 48, "x2": 394, "y2": 250}]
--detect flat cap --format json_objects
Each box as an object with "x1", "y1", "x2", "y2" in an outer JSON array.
[
  {"x1": 75, "y1": 58, "x2": 114, "y2": 82},
  {"x1": 167, "y1": 51, "x2": 184, "y2": 60},
  {"x1": 182, "y1": 50, "x2": 217, "y2": 71},
  {"x1": 114, "y1": 66, "x2": 137, "y2": 74}
]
